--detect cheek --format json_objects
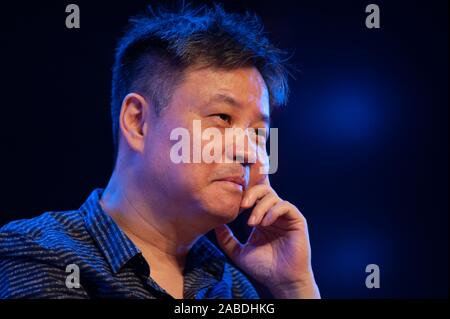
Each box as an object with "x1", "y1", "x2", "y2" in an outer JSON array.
[{"x1": 170, "y1": 163, "x2": 212, "y2": 193}]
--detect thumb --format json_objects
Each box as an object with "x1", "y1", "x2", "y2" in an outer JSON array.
[{"x1": 214, "y1": 224, "x2": 242, "y2": 261}]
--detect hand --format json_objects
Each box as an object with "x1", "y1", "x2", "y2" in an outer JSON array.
[{"x1": 214, "y1": 178, "x2": 320, "y2": 299}]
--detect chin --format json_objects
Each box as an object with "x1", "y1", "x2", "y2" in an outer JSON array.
[
  {"x1": 203, "y1": 200, "x2": 240, "y2": 223},
  {"x1": 196, "y1": 184, "x2": 243, "y2": 223}
]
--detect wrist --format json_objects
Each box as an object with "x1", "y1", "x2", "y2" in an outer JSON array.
[{"x1": 270, "y1": 274, "x2": 321, "y2": 299}]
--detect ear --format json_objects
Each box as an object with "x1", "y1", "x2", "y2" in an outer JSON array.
[{"x1": 118, "y1": 93, "x2": 148, "y2": 154}]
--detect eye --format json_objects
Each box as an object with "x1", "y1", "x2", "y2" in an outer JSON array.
[{"x1": 212, "y1": 113, "x2": 231, "y2": 124}]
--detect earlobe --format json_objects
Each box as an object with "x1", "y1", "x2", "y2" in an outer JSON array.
[{"x1": 119, "y1": 93, "x2": 148, "y2": 152}]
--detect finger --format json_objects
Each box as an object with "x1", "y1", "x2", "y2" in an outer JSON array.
[
  {"x1": 214, "y1": 224, "x2": 243, "y2": 260},
  {"x1": 240, "y1": 184, "x2": 273, "y2": 209},
  {"x1": 247, "y1": 194, "x2": 280, "y2": 226},
  {"x1": 261, "y1": 201, "x2": 304, "y2": 227}
]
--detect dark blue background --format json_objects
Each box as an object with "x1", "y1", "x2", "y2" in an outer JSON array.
[{"x1": 0, "y1": 0, "x2": 448, "y2": 298}]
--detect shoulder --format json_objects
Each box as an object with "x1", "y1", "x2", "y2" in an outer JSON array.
[
  {"x1": 0, "y1": 209, "x2": 95, "y2": 265},
  {"x1": 0, "y1": 210, "x2": 87, "y2": 256},
  {"x1": 0, "y1": 209, "x2": 85, "y2": 235},
  {"x1": 0, "y1": 210, "x2": 90, "y2": 298}
]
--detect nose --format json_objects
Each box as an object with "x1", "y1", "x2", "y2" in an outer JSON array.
[{"x1": 224, "y1": 128, "x2": 258, "y2": 166}]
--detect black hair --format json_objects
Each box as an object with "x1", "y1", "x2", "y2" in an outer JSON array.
[{"x1": 111, "y1": 3, "x2": 291, "y2": 162}]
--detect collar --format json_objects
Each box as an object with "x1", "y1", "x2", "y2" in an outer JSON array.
[
  {"x1": 80, "y1": 188, "x2": 141, "y2": 274},
  {"x1": 80, "y1": 188, "x2": 227, "y2": 281}
]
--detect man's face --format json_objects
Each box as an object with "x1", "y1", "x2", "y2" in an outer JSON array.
[{"x1": 140, "y1": 66, "x2": 270, "y2": 224}]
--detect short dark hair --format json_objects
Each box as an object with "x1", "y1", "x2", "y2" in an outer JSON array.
[{"x1": 111, "y1": 3, "x2": 290, "y2": 161}]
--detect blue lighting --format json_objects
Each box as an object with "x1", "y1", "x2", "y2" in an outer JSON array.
[{"x1": 304, "y1": 80, "x2": 383, "y2": 146}]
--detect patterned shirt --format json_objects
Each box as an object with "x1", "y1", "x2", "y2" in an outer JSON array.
[{"x1": 0, "y1": 189, "x2": 259, "y2": 299}]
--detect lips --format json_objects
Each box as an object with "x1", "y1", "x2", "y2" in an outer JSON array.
[{"x1": 215, "y1": 176, "x2": 246, "y2": 189}]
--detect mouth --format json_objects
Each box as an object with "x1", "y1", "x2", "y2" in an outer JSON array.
[{"x1": 214, "y1": 176, "x2": 246, "y2": 191}]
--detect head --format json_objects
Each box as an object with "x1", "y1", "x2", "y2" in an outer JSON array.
[{"x1": 111, "y1": 4, "x2": 289, "y2": 225}]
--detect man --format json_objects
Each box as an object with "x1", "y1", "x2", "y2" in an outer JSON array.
[{"x1": 0, "y1": 4, "x2": 320, "y2": 299}]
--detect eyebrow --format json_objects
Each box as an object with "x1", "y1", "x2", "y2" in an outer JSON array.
[{"x1": 208, "y1": 93, "x2": 271, "y2": 125}]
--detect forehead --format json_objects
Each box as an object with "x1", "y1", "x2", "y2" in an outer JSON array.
[{"x1": 174, "y1": 66, "x2": 270, "y2": 117}]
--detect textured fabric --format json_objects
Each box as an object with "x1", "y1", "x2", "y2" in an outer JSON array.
[{"x1": 0, "y1": 189, "x2": 259, "y2": 299}]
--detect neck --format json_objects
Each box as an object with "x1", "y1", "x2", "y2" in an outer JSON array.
[{"x1": 99, "y1": 168, "x2": 203, "y2": 269}]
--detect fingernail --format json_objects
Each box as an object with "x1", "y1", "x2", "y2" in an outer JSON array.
[{"x1": 248, "y1": 216, "x2": 255, "y2": 225}]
